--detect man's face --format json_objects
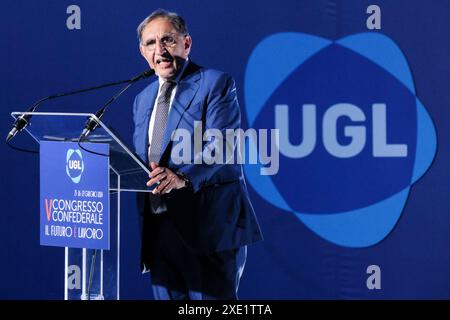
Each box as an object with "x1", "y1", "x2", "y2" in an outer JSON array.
[{"x1": 140, "y1": 17, "x2": 192, "y2": 80}]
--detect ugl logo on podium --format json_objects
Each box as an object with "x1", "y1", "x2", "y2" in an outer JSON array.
[{"x1": 40, "y1": 141, "x2": 110, "y2": 250}]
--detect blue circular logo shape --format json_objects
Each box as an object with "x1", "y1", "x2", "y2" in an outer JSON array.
[
  {"x1": 66, "y1": 149, "x2": 84, "y2": 184},
  {"x1": 244, "y1": 32, "x2": 437, "y2": 247}
]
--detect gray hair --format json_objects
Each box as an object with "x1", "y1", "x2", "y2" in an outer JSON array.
[{"x1": 137, "y1": 9, "x2": 189, "y2": 44}]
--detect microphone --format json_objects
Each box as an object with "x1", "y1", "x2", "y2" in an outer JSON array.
[
  {"x1": 6, "y1": 114, "x2": 31, "y2": 143},
  {"x1": 80, "y1": 69, "x2": 155, "y2": 140},
  {"x1": 6, "y1": 69, "x2": 155, "y2": 142},
  {"x1": 6, "y1": 95, "x2": 48, "y2": 142}
]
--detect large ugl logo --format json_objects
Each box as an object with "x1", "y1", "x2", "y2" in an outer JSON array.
[{"x1": 244, "y1": 32, "x2": 437, "y2": 247}]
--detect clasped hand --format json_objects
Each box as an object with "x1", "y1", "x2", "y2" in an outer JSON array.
[{"x1": 146, "y1": 162, "x2": 186, "y2": 194}]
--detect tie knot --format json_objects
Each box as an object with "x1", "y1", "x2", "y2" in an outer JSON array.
[{"x1": 160, "y1": 81, "x2": 176, "y2": 97}]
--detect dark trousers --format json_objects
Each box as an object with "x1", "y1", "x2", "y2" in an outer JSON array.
[{"x1": 149, "y1": 215, "x2": 247, "y2": 300}]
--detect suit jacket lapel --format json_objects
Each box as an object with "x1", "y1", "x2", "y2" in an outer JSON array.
[{"x1": 143, "y1": 82, "x2": 159, "y2": 163}]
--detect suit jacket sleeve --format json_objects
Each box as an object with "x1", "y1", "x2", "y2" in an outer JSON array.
[{"x1": 177, "y1": 73, "x2": 241, "y2": 192}]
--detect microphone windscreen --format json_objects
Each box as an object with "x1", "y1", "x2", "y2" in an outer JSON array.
[{"x1": 142, "y1": 69, "x2": 155, "y2": 78}]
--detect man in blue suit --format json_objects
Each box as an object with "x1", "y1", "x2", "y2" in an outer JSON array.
[{"x1": 133, "y1": 9, "x2": 262, "y2": 300}]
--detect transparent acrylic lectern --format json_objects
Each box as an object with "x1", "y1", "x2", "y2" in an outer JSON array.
[{"x1": 11, "y1": 111, "x2": 152, "y2": 300}]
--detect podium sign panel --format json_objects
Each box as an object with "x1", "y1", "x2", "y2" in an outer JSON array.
[
  {"x1": 11, "y1": 111, "x2": 154, "y2": 299},
  {"x1": 40, "y1": 141, "x2": 110, "y2": 250}
]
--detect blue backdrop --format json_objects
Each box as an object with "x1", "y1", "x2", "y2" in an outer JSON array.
[{"x1": 1, "y1": 0, "x2": 450, "y2": 299}]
